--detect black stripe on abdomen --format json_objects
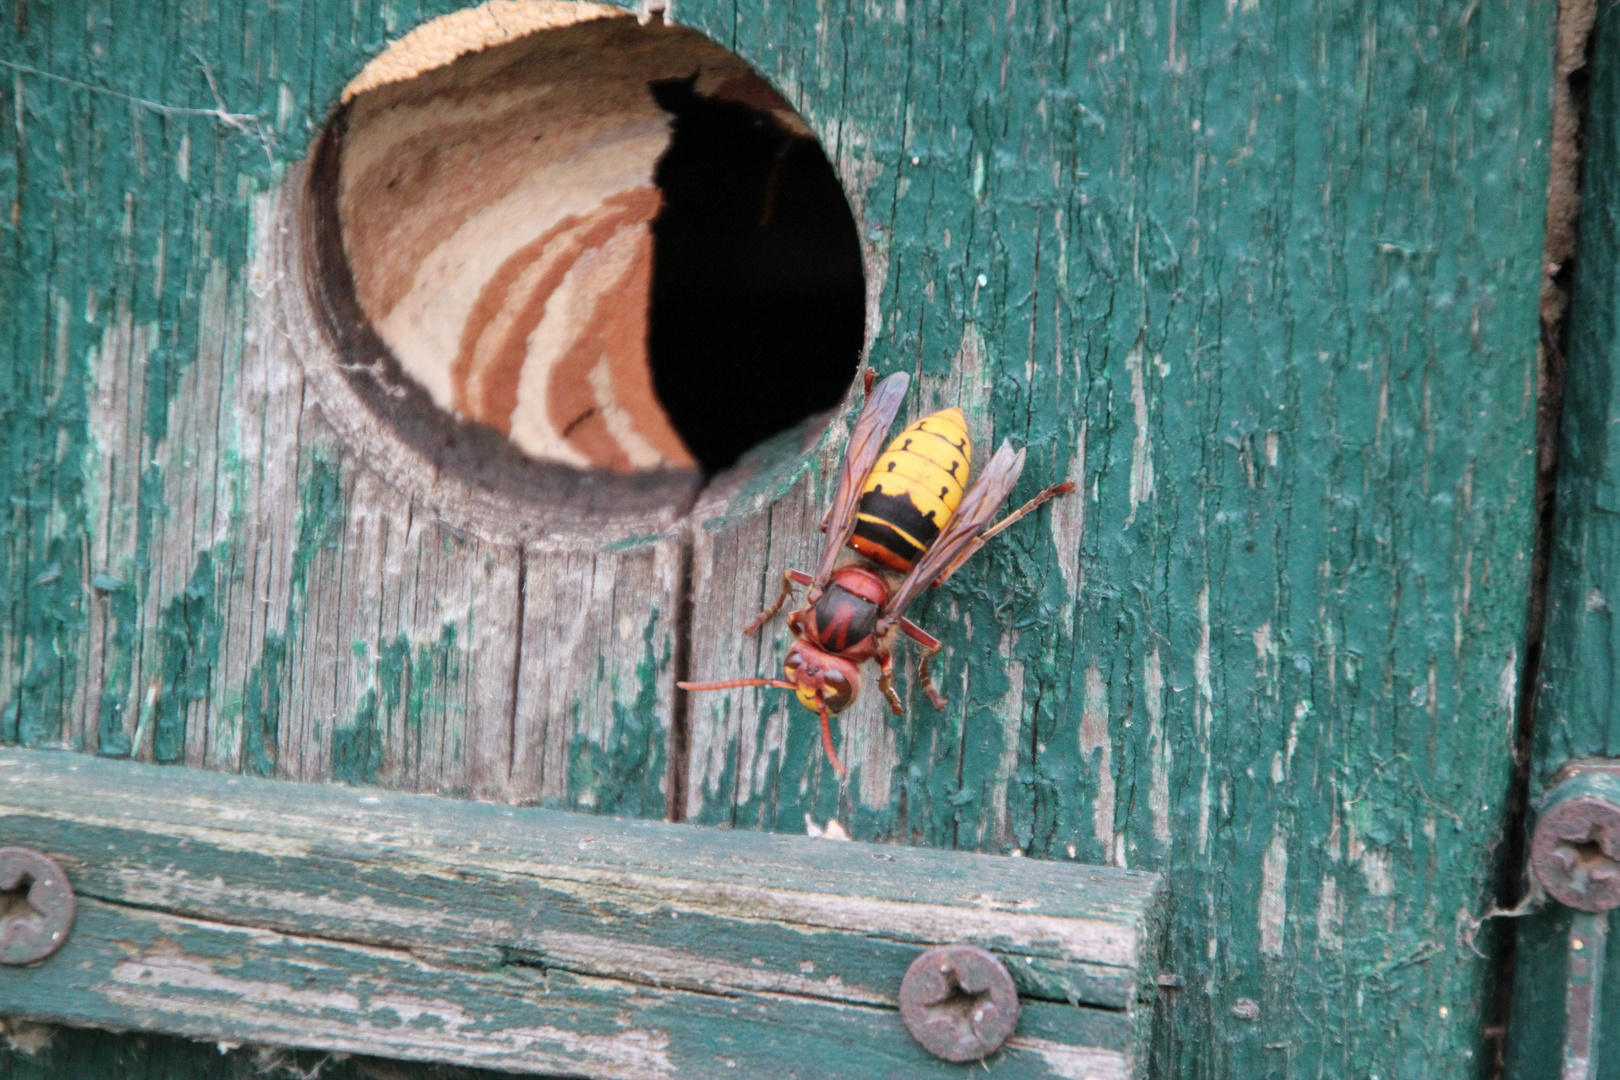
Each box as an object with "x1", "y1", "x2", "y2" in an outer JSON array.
[
  {"x1": 858, "y1": 488, "x2": 941, "y2": 545},
  {"x1": 852, "y1": 516, "x2": 925, "y2": 567}
]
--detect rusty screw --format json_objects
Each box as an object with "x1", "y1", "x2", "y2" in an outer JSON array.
[
  {"x1": 1530, "y1": 769, "x2": 1620, "y2": 913},
  {"x1": 0, "y1": 847, "x2": 76, "y2": 965},
  {"x1": 898, "y1": 944, "x2": 1020, "y2": 1061}
]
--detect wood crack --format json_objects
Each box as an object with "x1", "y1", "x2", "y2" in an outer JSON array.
[
  {"x1": 666, "y1": 521, "x2": 696, "y2": 822},
  {"x1": 507, "y1": 547, "x2": 528, "y2": 786},
  {"x1": 1488, "y1": 0, "x2": 1601, "y2": 1073}
]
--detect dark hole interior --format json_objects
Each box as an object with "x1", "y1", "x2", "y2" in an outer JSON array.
[{"x1": 647, "y1": 76, "x2": 865, "y2": 475}]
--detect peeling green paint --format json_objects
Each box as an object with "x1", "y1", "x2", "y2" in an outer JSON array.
[
  {"x1": 230, "y1": 451, "x2": 348, "y2": 777},
  {"x1": 626, "y1": 612, "x2": 671, "y2": 783},
  {"x1": 236, "y1": 629, "x2": 289, "y2": 779},
  {"x1": 573, "y1": 610, "x2": 669, "y2": 814},
  {"x1": 333, "y1": 685, "x2": 386, "y2": 784},
  {"x1": 93, "y1": 565, "x2": 139, "y2": 758},
  {"x1": 151, "y1": 547, "x2": 224, "y2": 762},
  {"x1": 0, "y1": 1, "x2": 288, "y2": 753},
  {"x1": 333, "y1": 623, "x2": 463, "y2": 786},
  {"x1": 291, "y1": 454, "x2": 347, "y2": 591}
]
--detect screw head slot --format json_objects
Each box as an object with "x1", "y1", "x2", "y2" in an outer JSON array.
[
  {"x1": 0, "y1": 847, "x2": 76, "y2": 966},
  {"x1": 898, "y1": 944, "x2": 1021, "y2": 1062},
  {"x1": 1531, "y1": 770, "x2": 1620, "y2": 912}
]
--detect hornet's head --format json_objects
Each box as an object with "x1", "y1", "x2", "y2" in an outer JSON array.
[
  {"x1": 676, "y1": 642, "x2": 863, "y2": 776},
  {"x1": 781, "y1": 642, "x2": 861, "y2": 714}
]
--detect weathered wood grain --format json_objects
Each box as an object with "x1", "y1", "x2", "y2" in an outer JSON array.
[
  {"x1": 1507, "y1": 0, "x2": 1620, "y2": 1072},
  {"x1": 5, "y1": 141, "x2": 690, "y2": 816},
  {"x1": 0, "y1": 0, "x2": 1558, "y2": 1078},
  {"x1": 0, "y1": 748, "x2": 1162, "y2": 1078}
]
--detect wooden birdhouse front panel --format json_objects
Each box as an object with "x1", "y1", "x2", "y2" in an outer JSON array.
[{"x1": 0, "y1": 0, "x2": 1566, "y2": 1077}]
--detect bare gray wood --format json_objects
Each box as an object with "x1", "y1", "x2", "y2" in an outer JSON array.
[
  {"x1": 0, "y1": 747, "x2": 1162, "y2": 1079},
  {"x1": 62, "y1": 174, "x2": 696, "y2": 817}
]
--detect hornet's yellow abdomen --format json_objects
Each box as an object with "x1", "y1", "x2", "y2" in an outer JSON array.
[{"x1": 849, "y1": 408, "x2": 972, "y2": 572}]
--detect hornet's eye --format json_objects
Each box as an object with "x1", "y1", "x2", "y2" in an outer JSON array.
[
  {"x1": 783, "y1": 651, "x2": 804, "y2": 682},
  {"x1": 821, "y1": 669, "x2": 853, "y2": 713}
]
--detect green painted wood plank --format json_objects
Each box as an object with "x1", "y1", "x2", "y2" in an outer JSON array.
[
  {"x1": 1528, "y1": 2, "x2": 1620, "y2": 793},
  {"x1": 0, "y1": 748, "x2": 1162, "y2": 1077},
  {"x1": 675, "y1": 1, "x2": 1553, "y2": 1077},
  {"x1": 1508, "y1": 0, "x2": 1620, "y2": 1073},
  {"x1": 16, "y1": 900, "x2": 1132, "y2": 1080}
]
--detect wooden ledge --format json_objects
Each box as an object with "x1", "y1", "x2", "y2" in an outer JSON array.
[{"x1": 0, "y1": 750, "x2": 1163, "y2": 1078}]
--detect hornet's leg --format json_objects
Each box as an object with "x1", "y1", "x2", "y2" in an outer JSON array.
[
  {"x1": 876, "y1": 649, "x2": 904, "y2": 716},
  {"x1": 931, "y1": 481, "x2": 1077, "y2": 589},
  {"x1": 819, "y1": 703, "x2": 848, "y2": 777},
  {"x1": 916, "y1": 642, "x2": 948, "y2": 710},
  {"x1": 745, "y1": 570, "x2": 799, "y2": 635}
]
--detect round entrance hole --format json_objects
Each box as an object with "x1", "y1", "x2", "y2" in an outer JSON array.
[{"x1": 303, "y1": 2, "x2": 864, "y2": 490}]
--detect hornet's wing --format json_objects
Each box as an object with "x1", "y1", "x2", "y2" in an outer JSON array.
[
  {"x1": 814, "y1": 372, "x2": 910, "y2": 588},
  {"x1": 882, "y1": 439, "x2": 1025, "y2": 619}
]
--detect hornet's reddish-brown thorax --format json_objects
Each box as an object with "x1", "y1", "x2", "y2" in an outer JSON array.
[
  {"x1": 802, "y1": 566, "x2": 888, "y2": 658},
  {"x1": 784, "y1": 566, "x2": 890, "y2": 714}
]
